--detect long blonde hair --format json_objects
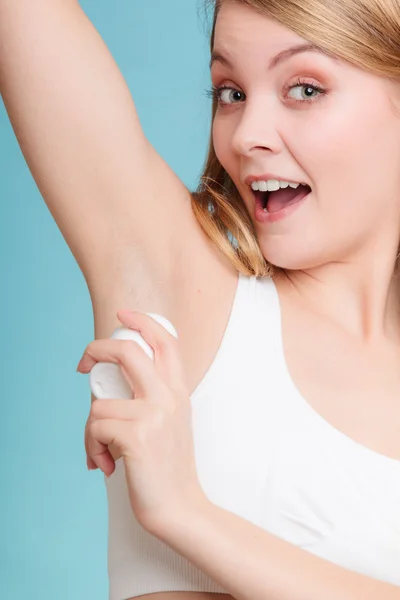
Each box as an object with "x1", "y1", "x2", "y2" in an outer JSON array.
[{"x1": 191, "y1": 0, "x2": 400, "y2": 277}]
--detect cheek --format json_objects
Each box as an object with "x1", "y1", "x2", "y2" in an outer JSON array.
[
  {"x1": 288, "y1": 109, "x2": 356, "y2": 189},
  {"x1": 283, "y1": 96, "x2": 392, "y2": 223},
  {"x1": 293, "y1": 90, "x2": 394, "y2": 191}
]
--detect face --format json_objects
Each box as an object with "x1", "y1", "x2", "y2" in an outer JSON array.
[{"x1": 211, "y1": 1, "x2": 400, "y2": 271}]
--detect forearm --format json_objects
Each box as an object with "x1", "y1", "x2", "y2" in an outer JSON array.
[
  {"x1": 0, "y1": 0, "x2": 78, "y2": 37},
  {"x1": 0, "y1": 0, "x2": 89, "y2": 111},
  {"x1": 0, "y1": 0, "x2": 77, "y2": 15},
  {"x1": 154, "y1": 500, "x2": 400, "y2": 600},
  {"x1": 0, "y1": 0, "x2": 84, "y2": 145}
]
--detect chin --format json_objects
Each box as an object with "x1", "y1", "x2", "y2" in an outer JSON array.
[{"x1": 259, "y1": 241, "x2": 329, "y2": 272}]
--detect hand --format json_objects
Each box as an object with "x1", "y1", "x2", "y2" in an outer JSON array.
[{"x1": 78, "y1": 310, "x2": 208, "y2": 534}]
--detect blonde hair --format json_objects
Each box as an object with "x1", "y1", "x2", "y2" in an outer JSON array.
[{"x1": 191, "y1": 0, "x2": 400, "y2": 277}]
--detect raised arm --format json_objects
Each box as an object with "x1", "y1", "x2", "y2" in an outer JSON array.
[{"x1": 0, "y1": 0, "x2": 199, "y2": 295}]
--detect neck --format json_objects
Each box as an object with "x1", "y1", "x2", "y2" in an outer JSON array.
[{"x1": 278, "y1": 247, "x2": 400, "y2": 344}]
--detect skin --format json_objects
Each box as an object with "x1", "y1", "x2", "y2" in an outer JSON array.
[
  {"x1": 80, "y1": 3, "x2": 400, "y2": 598},
  {"x1": 86, "y1": 1, "x2": 400, "y2": 600},
  {"x1": 2, "y1": 1, "x2": 399, "y2": 599},
  {"x1": 82, "y1": 4, "x2": 400, "y2": 598},
  {"x1": 211, "y1": 1, "x2": 400, "y2": 342}
]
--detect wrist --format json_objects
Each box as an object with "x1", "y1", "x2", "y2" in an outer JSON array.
[{"x1": 148, "y1": 490, "x2": 214, "y2": 544}]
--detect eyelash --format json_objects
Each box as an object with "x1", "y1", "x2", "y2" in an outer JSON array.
[{"x1": 206, "y1": 77, "x2": 326, "y2": 107}]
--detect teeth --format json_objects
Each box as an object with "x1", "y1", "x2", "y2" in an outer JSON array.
[
  {"x1": 258, "y1": 181, "x2": 268, "y2": 192},
  {"x1": 250, "y1": 179, "x2": 301, "y2": 192},
  {"x1": 267, "y1": 180, "x2": 280, "y2": 191}
]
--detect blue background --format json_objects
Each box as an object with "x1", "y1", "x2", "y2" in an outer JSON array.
[{"x1": 0, "y1": 1, "x2": 212, "y2": 598}]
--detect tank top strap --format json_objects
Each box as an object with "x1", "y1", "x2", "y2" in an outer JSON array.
[{"x1": 190, "y1": 272, "x2": 279, "y2": 402}]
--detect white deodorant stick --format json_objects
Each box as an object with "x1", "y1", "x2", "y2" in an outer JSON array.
[{"x1": 89, "y1": 313, "x2": 178, "y2": 399}]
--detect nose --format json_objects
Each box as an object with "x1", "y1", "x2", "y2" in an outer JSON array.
[{"x1": 231, "y1": 97, "x2": 281, "y2": 157}]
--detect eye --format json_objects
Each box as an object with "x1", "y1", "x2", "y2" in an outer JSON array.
[
  {"x1": 219, "y1": 87, "x2": 245, "y2": 105},
  {"x1": 284, "y1": 78, "x2": 326, "y2": 104},
  {"x1": 206, "y1": 79, "x2": 326, "y2": 107},
  {"x1": 206, "y1": 85, "x2": 246, "y2": 107}
]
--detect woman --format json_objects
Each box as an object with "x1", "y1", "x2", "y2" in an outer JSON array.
[{"x1": 1, "y1": 0, "x2": 399, "y2": 599}]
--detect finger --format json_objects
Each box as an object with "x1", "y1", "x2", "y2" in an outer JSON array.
[
  {"x1": 87, "y1": 418, "x2": 134, "y2": 476},
  {"x1": 78, "y1": 338, "x2": 167, "y2": 400},
  {"x1": 90, "y1": 398, "x2": 154, "y2": 420},
  {"x1": 85, "y1": 416, "x2": 121, "y2": 470},
  {"x1": 85, "y1": 392, "x2": 99, "y2": 470},
  {"x1": 85, "y1": 418, "x2": 104, "y2": 470},
  {"x1": 87, "y1": 455, "x2": 98, "y2": 470},
  {"x1": 116, "y1": 311, "x2": 187, "y2": 394},
  {"x1": 85, "y1": 399, "x2": 155, "y2": 469}
]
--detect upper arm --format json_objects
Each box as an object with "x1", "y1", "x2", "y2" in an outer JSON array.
[{"x1": 0, "y1": 0, "x2": 204, "y2": 294}]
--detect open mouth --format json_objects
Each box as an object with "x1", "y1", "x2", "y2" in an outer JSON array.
[{"x1": 254, "y1": 183, "x2": 312, "y2": 213}]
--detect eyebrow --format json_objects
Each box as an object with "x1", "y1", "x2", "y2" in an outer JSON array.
[{"x1": 209, "y1": 42, "x2": 338, "y2": 71}]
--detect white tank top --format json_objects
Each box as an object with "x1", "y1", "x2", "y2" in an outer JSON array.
[{"x1": 105, "y1": 273, "x2": 400, "y2": 600}]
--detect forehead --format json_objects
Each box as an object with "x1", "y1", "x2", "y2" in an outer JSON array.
[
  {"x1": 212, "y1": 1, "x2": 339, "y2": 72},
  {"x1": 214, "y1": 2, "x2": 306, "y2": 51}
]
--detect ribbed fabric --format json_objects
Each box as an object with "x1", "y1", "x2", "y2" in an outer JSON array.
[{"x1": 105, "y1": 273, "x2": 400, "y2": 599}]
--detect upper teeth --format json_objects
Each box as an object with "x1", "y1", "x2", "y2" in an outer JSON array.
[{"x1": 250, "y1": 180, "x2": 302, "y2": 192}]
